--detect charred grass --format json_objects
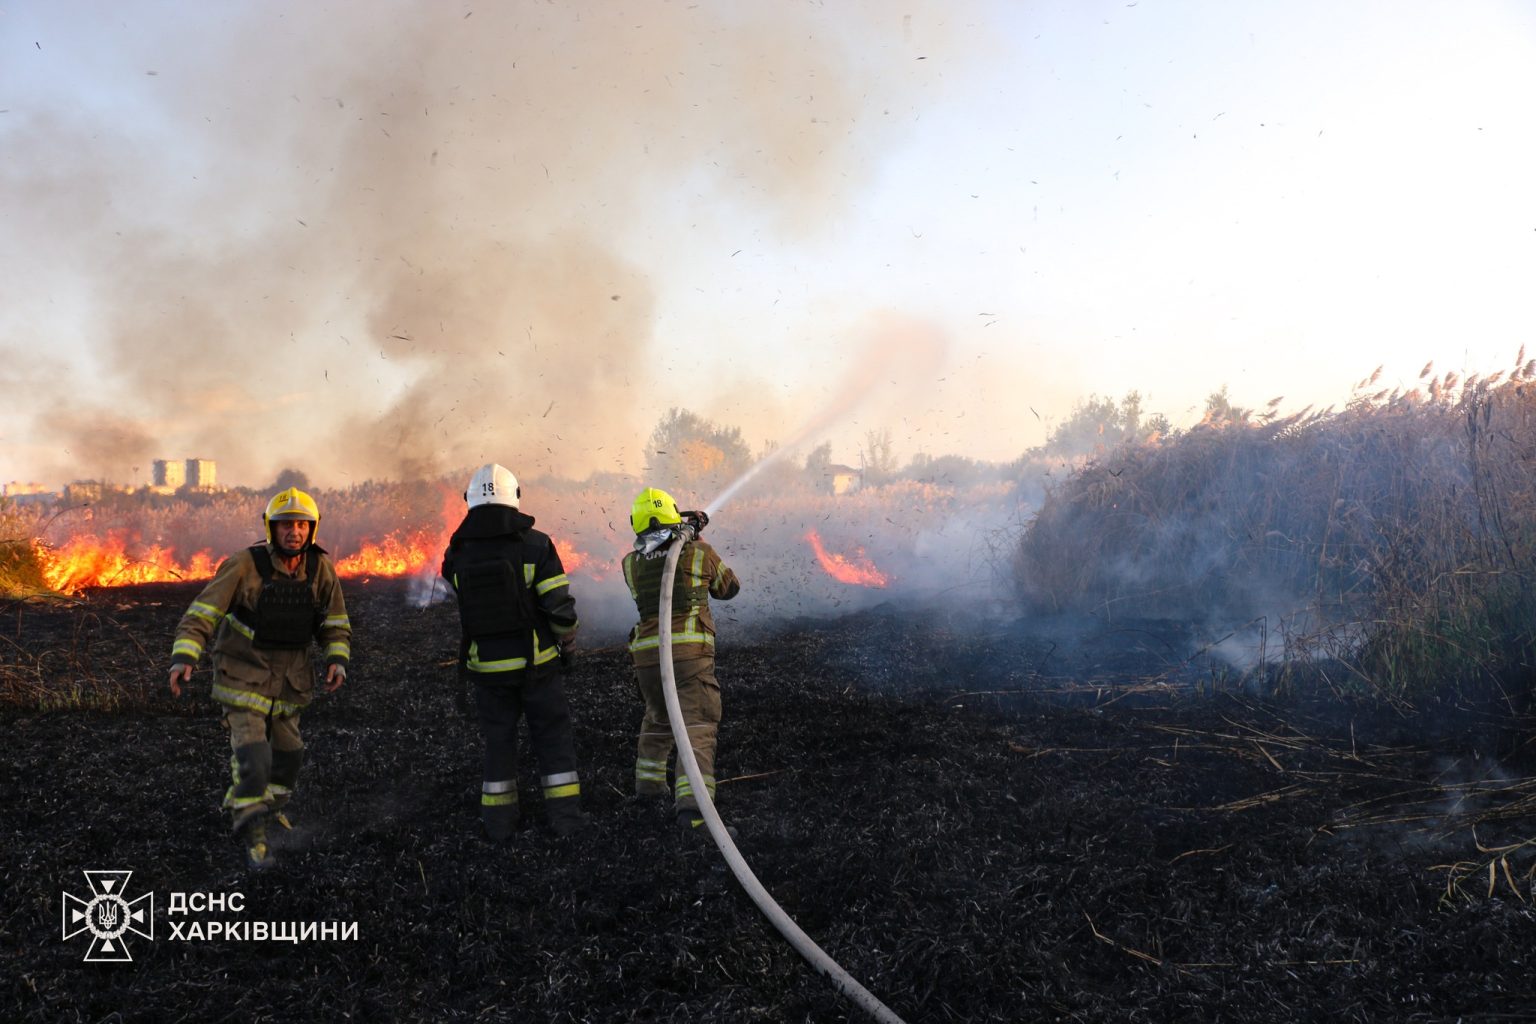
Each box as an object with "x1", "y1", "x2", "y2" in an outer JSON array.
[{"x1": 3, "y1": 580, "x2": 1535, "y2": 1022}]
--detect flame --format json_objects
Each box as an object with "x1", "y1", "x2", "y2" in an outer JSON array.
[
  {"x1": 805, "y1": 528, "x2": 888, "y2": 588},
  {"x1": 554, "y1": 537, "x2": 587, "y2": 575},
  {"x1": 334, "y1": 530, "x2": 441, "y2": 577},
  {"x1": 34, "y1": 530, "x2": 449, "y2": 593},
  {"x1": 36, "y1": 533, "x2": 221, "y2": 592},
  {"x1": 336, "y1": 486, "x2": 459, "y2": 581},
  {"x1": 32, "y1": 493, "x2": 610, "y2": 594}
]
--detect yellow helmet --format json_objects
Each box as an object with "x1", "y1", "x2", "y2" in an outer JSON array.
[
  {"x1": 263, "y1": 487, "x2": 320, "y2": 549},
  {"x1": 630, "y1": 487, "x2": 681, "y2": 534}
]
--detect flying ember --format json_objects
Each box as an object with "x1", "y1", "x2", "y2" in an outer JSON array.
[{"x1": 805, "y1": 529, "x2": 888, "y2": 588}]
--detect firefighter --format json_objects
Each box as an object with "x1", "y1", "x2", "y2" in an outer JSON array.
[
  {"x1": 167, "y1": 487, "x2": 351, "y2": 870},
  {"x1": 440, "y1": 463, "x2": 587, "y2": 840},
  {"x1": 622, "y1": 486, "x2": 741, "y2": 832}
]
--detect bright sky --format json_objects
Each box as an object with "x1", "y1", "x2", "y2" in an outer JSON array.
[{"x1": 3, "y1": 0, "x2": 1534, "y2": 490}]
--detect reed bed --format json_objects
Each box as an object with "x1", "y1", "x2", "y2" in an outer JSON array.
[{"x1": 1015, "y1": 355, "x2": 1536, "y2": 702}]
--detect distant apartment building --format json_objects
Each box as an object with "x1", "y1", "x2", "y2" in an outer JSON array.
[
  {"x1": 63, "y1": 480, "x2": 104, "y2": 504},
  {"x1": 185, "y1": 458, "x2": 216, "y2": 489},
  {"x1": 2, "y1": 481, "x2": 54, "y2": 506},
  {"x1": 152, "y1": 459, "x2": 186, "y2": 489},
  {"x1": 150, "y1": 458, "x2": 218, "y2": 493}
]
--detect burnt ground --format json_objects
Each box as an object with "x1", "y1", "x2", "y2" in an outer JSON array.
[{"x1": 2, "y1": 578, "x2": 1535, "y2": 1023}]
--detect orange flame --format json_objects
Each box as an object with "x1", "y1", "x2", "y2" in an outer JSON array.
[
  {"x1": 806, "y1": 528, "x2": 888, "y2": 588},
  {"x1": 554, "y1": 537, "x2": 589, "y2": 575},
  {"x1": 334, "y1": 530, "x2": 441, "y2": 577},
  {"x1": 334, "y1": 486, "x2": 460, "y2": 581},
  {"x1": 33, "y1": 497, "x2": 610, "y2": 594},
  {"x1": 36, "y1": 533, "x2": 221, "y2": 593},
  {"x1": 34, "y1": 530, "x2": 451, "y2": 593}
]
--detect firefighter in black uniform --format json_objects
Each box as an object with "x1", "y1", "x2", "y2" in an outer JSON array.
[{"x1": 441, "y1": 463, "x2": 587, "y2": 839}]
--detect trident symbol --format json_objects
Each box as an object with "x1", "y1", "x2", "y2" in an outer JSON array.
[{"x1": 61, "y1": 870, "x2": 153, "y2": 962}]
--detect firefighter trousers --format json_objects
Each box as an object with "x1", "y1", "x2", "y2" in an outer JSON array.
[
  {"x1": 222, "y1": 706, "x2": 305, "y2": 826},
  {"x1": 472, "y1": 662, "x2": 583, "y2": 839},
  {"x1": 633, "y1": 652, "x2": 721, "y2": 813}
]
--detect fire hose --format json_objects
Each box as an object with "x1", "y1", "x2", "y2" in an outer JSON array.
[{"x1": 655, "y1": 523, "x2": 908, "y2": 1024}]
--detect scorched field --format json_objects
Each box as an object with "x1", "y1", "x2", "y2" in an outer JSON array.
[{"x1": 2, "y1": 577, "x2": 1534, "y2": 1023}]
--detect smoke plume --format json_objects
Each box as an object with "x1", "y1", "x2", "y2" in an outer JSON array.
[{"x1": 2, "y1": 1, "x2": 971, "y2": 489}]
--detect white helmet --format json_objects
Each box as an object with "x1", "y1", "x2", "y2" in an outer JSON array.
[{"x1": 466, "y1": 463, "x2": 520, "y2": 509}]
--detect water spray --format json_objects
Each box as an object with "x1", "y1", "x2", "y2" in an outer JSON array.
[
  {"x1": 653, "y1": 523, "x2": 907, "y2": 1024},
  {"x1": 704, "y1": 315, "x2": 946, "y2": 518},
  {"x1": 702, "y1": 442, "x2": 797, "y2": 519}
]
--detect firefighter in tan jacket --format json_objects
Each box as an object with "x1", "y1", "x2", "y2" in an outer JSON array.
[
  {"x1": 622, "y1": 487, "x2": 740, "y2": 831},
  {"x1": 167, "y1": 487, "x2": 352, "y2": 869}
]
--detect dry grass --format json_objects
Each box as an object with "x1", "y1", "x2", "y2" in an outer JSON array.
[
  {"x1": 0, "y1": 500, "x2": 49, "y2": 595},
  {"x1": 1015, "y1": 354, "x2": 1536, "y2": 702}
]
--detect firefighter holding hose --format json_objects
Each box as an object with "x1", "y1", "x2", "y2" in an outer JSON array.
[
  {"x1": 441, "y1": 463, "x2": 588, "y2": 840},
  {"x1": 167, "y1": 487, "x2": 352, "y2": 871},
  {"x1": 623, "y1": 487, "x2": 740, "y2": 832}
]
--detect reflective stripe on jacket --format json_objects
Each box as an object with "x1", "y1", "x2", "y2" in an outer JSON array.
[
  {"x1": 169, "y1": 543, "x2": 352, "y2": 703},
  {"x1": 441, "y1": 505, "x2": 579, "y2": 676},
  {"x1": 622, "y1": 537, "x2": 739, "y2": 665}
]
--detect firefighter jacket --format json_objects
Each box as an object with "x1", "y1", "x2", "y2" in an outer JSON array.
[
  {"x1": 622, "y1": 536, "x2": 740, "y2": 667},
  {"x1": 170, "y1": 543, "x2": 352, "y2": 715},
  {"x1": 440, "y1": 504, "x2": 578, "y2": 676}
]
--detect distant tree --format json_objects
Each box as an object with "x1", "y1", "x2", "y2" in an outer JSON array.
[
  {"x1": 1202, "y1": 387, "x2": 1252, "y2": 427},
  {"x1": 270, "y1": 468, "x2": 310, "y2": 491},
  {"x1": 737, "y1": 438, "x2": 802, "y2": 494},
  {"x1": 860, "y1": 428, "x2": 898, "y2": 485},
  {"x1": 643, "y1": 408, "x2": 753, "y2": 498},
  {"x1": 1120, "y1": 390, "x2": 1143, "y2": 437},
  {"x1": 1144, "y1": 412, "x2": 1175, "y2": 441},
  {"x1": 1040, "y1": 391, "x2": 1158, "y2": 457},
  {"x1": 803, "y1": 442, "x2": 833, "y2": 480},
  {"x1": 906, "y1": 452, "x2": 990, "y2": 486}
]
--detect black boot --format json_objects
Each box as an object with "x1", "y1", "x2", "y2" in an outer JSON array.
[
  {"x1": 269, "y1": 746, "x2": 304, "y2": 830},
  {"x1": 547, "y1": 795, "x2": 592, "y2": 837},
  {"x1": 482, "y1": 802, "x2": 522, "y2": 842}
]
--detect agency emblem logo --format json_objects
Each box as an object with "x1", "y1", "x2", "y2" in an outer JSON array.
[{"x1": 61, "y1": 870, "x2": 154, "y2": 962}]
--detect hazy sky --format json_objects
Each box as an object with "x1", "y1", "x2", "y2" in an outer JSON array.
[{"x1": 3, "y1": 0, "x2": 1534, "y2": 490}]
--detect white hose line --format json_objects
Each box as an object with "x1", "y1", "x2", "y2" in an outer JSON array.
[{"x1": 656, "y1": 528, "x2": 908, "y2": 1024}]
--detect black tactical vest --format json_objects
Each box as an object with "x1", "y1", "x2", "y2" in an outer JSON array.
[
  {"x1": 453, "y1": 547, "x2": 536, "y2": 640},
  {"x1": 243, "y1": 546, "x2": 324, "y2": 649}
]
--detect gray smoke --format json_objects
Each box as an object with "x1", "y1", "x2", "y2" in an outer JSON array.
[{"x1": 2, "y1": 2, "x2": 971, "y2": 488}]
